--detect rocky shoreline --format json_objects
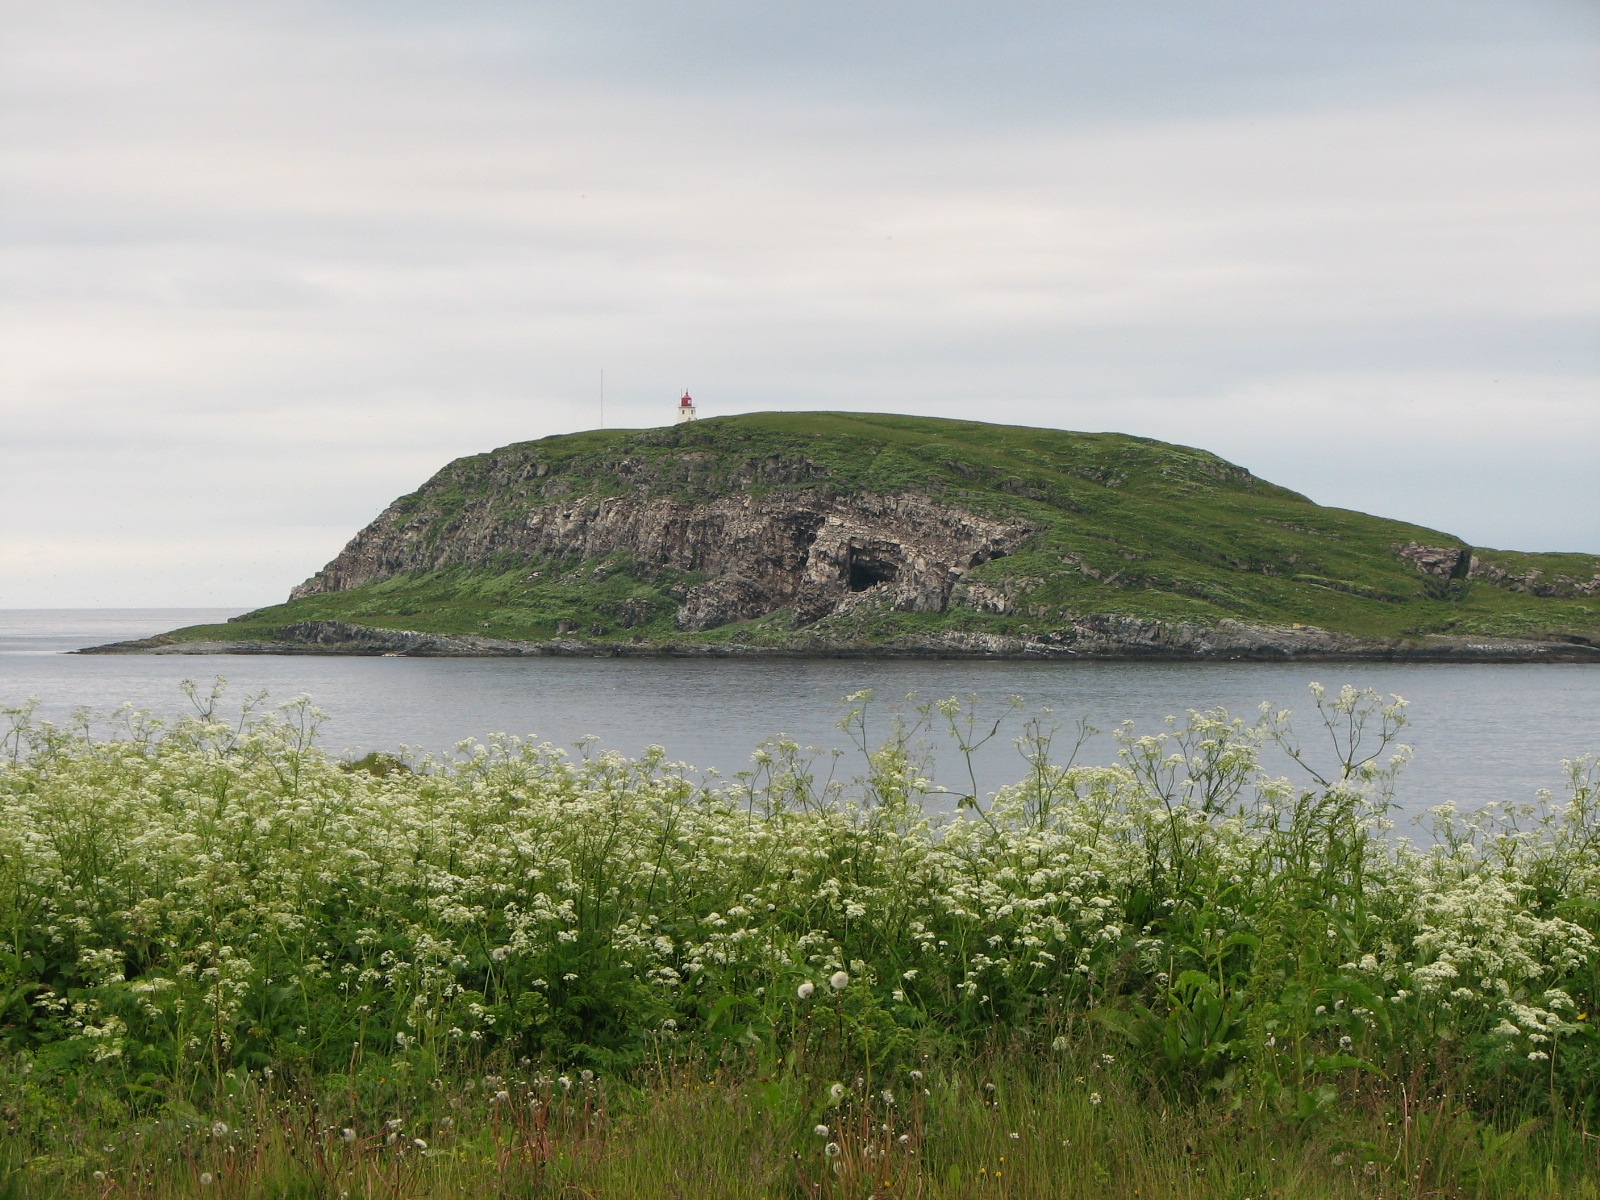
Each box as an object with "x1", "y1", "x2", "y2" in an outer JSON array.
[{"x1": 79, "y1": 618, "x2": 1600, "y2": 662}]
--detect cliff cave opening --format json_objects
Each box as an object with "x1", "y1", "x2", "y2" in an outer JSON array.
[{"x1": 847, "y1": 549, "x2": 900, "y2": 592}]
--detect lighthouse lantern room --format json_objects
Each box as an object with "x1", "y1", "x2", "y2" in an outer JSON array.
[{"x1": 676, "y1": 391, "x2": 697, "y2": 423}]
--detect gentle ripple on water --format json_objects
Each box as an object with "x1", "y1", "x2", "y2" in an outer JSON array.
[{"x1": 2, "y1": 610, "x2": 1597, "y2": 832}]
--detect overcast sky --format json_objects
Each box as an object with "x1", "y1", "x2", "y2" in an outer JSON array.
[{"x1": 3, "y1": 1, "x2": 1596, "y2": 607}]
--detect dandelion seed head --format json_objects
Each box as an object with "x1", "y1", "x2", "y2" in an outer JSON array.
[
  {"x1": 829, "y1": 970, "x2": 849, "y2": 990},
  {"x1": 797, "y1": 981, "x2": 815, "y2": 999}
]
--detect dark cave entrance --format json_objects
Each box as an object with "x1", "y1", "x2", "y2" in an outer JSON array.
[{"x1": 847, "y1": 548, "x2": 900, "y2": 592}]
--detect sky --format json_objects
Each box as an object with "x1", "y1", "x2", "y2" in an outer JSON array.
[{"x1": 3, "y1": 1, "x2": 1597, "y2": 608}]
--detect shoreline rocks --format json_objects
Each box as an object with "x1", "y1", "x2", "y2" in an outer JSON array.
[{"x1": 79, "y1": 618, "x2": 1600, "y2": 663}]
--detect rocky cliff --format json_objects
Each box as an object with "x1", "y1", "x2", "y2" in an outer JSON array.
[{"x1": 293, "y1": 488, "x2": 1033, "y2": 632}]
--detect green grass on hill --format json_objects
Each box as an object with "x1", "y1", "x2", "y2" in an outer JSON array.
[{"x1": 152, "y1": 412, "x2": 1599, "y2": 649}]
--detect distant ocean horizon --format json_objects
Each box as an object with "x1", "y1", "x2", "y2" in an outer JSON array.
[
  {"x1": 0, "y1": 608, "x2": 252, "y2": 656},
  {"x1": 2, "y1": 608, "x2": 1597, "y2": 831}
]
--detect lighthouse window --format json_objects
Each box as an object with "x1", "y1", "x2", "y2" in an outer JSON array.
[{"x1": 847, "y1": 550, "x2": 899, "y2": 592}]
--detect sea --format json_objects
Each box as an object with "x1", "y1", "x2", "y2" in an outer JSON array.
[{"x1": 2, "y1": 609, "x2": 1597, "y2": 834}]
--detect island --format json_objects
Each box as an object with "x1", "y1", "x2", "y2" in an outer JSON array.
[{"x1": 87, "y1": 411, "x2": 1600, "y2": 660}]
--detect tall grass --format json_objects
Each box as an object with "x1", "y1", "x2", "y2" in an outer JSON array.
[{"x1": 0, "y1": 682, "x2": 1595, "y2": 1197}]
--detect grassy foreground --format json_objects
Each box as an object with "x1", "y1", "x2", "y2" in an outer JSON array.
[{"x1": 0, "y1": 683, "x2": 1596, "y2": 1197}]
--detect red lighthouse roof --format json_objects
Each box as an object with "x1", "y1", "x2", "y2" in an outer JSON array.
[{"x1": 679, "y1": 391, "x2": 693, "y2": 407}]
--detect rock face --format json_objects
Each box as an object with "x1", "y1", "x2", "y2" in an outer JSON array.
[
  {"x1": 293, "y1": 489, "x2": 1033, "y2": 632},
  {"x1": 1398, "y1": 541, "x2": 1600, "y2": 598},
  {"x1": 1397, "y1": 542, "x2": 1472, "y2": 580},
  {"x1": 1468, "y1": 557, "x2": 1600, "y2": 598}
]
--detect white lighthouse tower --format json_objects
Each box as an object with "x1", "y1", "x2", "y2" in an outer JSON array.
[{"x1": 676, "y1": 390, "x2": 697, "y2": 423}]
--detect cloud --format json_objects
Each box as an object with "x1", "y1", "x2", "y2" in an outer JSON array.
[{"x1": 2, "y1": 1, "x2": 1596, "y2": 604}]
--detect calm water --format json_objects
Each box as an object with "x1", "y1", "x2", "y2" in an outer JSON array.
[{"x1": 2, "y1": 610, "x2": 1597, "y2": 830}]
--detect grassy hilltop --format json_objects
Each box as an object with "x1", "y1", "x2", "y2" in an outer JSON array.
[{"x1": 148, "y1": 412, "x2": 1599, "y2": 653}]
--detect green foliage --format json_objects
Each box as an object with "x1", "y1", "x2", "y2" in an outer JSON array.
[
  {"x1": 4, "y1": 1044, "x2": 1593, "y2": 1198},
  {"x1": 1, "y1": 685, "x2": 1596, "y2": 1099},
  {"x1": 1, "y1": 682, "x2": 1597, "y2": 1193}
]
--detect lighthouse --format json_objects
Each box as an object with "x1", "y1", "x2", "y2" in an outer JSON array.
[{"x1": 676, "y1": 390, "x2": 697, "y2": 423}]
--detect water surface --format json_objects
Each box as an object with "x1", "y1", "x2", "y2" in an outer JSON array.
[{"x1": 3, "y1": 610, "x2": 1596, "y2": 831}]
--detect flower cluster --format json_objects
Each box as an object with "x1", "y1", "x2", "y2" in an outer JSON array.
[{"x1": 0, "y1": 687, "x2": 1594, "y2": 1111}]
